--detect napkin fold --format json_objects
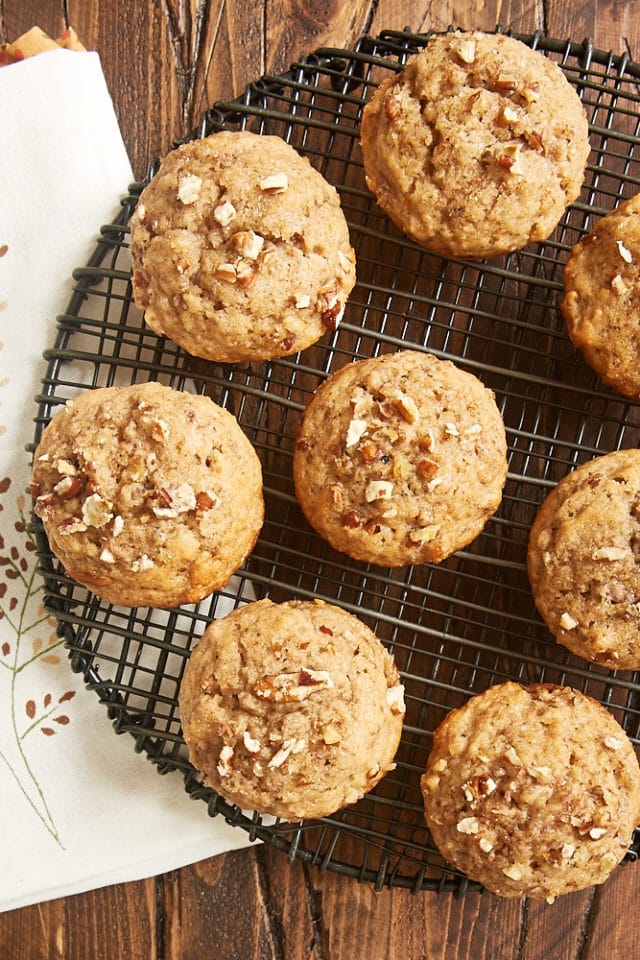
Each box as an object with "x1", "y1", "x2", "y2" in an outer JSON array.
[{"x1": 0, "y1": 48, "x2": 251, "y2": 914}]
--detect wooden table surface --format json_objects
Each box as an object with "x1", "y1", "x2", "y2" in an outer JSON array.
[{"x1": 3, "y1": 1, "x2": 640, "y2": 958}]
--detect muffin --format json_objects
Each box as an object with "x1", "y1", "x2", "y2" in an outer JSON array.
[
  {"x1": 293, "y1": 350, "x2": 508, "y2": 566},
  {"x1": 421, "y1": 682, "x2": 640, "y2": 900},
  {"x1": 360, "y1": 30, "x2": 590, "y2": 259},
  {"x1": 31, "y1": 382, "x2": 264, "y2": 607},
  {"x1": 178, "y1": 598, "x2": 405, "y2": 820},
  {"x1": 527, "y1": 448, "x2": 640, "y2": 670},
  {"x1": 562, "y1": 192, "x2": 640, "y2": 398},
  {"x1": 130, "y1": 130, "x2": 356, "y2": 363}
]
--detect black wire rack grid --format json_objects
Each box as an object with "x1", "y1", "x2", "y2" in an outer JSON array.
[{"x1": 29, "y1": 27, "x2": 640, "y2": 893}]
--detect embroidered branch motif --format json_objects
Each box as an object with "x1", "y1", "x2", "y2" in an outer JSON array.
[{"x1": 0, "y1": 478, "x2": 76, "y2": 848}]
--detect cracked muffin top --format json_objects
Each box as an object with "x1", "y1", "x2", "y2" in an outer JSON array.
[
  {"x1": 360, "y1": 30, "x2": 590, "y2": 260},
  {"x1": 178, "y1": 598, "x2": 405, "y2": 820},
  {"x1": 528, "y1": 448, "x2": 640, "y2": 670},
  {"x1": 31, "y1": 382, "x2": 264, "y2": 608},
  {"x1": 422, "y1": 682, "x2": 640, "y2": 900},
  {"x1": 130, "y1": 131, "x2": 356, "y2": 363}
]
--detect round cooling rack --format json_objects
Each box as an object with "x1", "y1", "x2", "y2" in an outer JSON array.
[{"x1": 30, "y1": 27, "x2": 640, "y2": 893}]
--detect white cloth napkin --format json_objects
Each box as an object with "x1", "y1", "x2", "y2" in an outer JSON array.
[{"x1": 0, "y1": 48, "x2": 252, "y2": 913}]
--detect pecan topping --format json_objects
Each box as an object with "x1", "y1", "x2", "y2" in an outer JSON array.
[
  {"x1": 81, "y1": 493, "x2": 113, "y2": 528},
  {"x1": 268, "y1": 738, "x2": 306, "y2": 768},
  {"x1": 254, "y1": 670, "x2": 334, "y2": 702},
  {"x1": 408, "y1": 525, "x2": 439, "y2": 545},
  {"x1": 386, "y1": 685, "x2": 405, "y2": 715},
  {"x1": 151, "y1": 482, "x2": 196, "y2": 518},
  {"x1": 498, "y1": 143, "x2": 524, "y2": 174},
  {"x1": 365, "y1": 480, "x2": 393, "y2": 502},
  {"x1": 456, "y1": 38, "x2": 476, "y2": 64},
  {"x1": 493, "y1": 77, "x2": 516, "y2": 93},
  {"x1": 345, "y1": 418, "x2": 368, "y2": 449},
  {"x1": 559, "y1": 611, "x2": 578, "y2": 630},
  {"x1": 54, "y1": 475, "x2": 83, "y2": 499},
  {"x1": 233, "y1": 230, "x2": 264, "y2": 260},
  {"x1": 215, "y1": 262, "x2": 237, "y2": 283},
  {"x1": 217, "y1": 744, "x2": 234, "y2": 777},
  {"x1": 321, "y1": 723, "x2": 341, "y2": 745},
  {"x1": 360, "y1": 441, "x2": 378, "y2": 463},
  {"x1": 213, "y1": 199, "x2": 237, "y2": 227},
  {"x1": 393, "y1": 391, "x2": 419, "y2": 424},
  {"x1": 617, "y1": 239, "x2": 633, "y2": 262},
  {"x1": 322, "y1": 303, "x2": 342, "y2": 330},
  {"x1": 196, "y1": 491, "x2": 219, "y2": 511},
  {"x1": 524, "y1": 130, "x2": 544, "y2": 152},
  {"x1": 521, "y1": 85, "x2": 540, "y2": 103},
  {"x1": 417, "y1": 459, "x2": 438, "y2": 481},
  {"x1": 498, "y1": 104, "x2": 519, "y2": 125},
  {"x1": 259, "y1": 172, "x2": 289, "y2": 194},
  {"x1": 342, "y1": 510, "x2": 362, "y2": 528},
  {"x1": 462, "y1": 774, "x2": 497, "y2": 801},
  {"x1": 384, "y1": 94, "x2": 403, "y2": 122},
  {"x1": 177, "y1": 173, "x2": 203, "y2": 205},
  {"x1": 235, "y1": 259, "x2": 255, "y2": 287}
]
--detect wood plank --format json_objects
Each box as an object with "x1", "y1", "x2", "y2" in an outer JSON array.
[
  {"x1": 367, "y1": 0, "x2": 544, "y2": 36},
  {"x1": 0, "y1": 879, "x2": 156, "y2": 960},
  {"x1": 160, "y1": 846, "x2": 322, "y2": 959},
  {"x1": 546, "y1": 3, "x2": 640, "y2": 57}
]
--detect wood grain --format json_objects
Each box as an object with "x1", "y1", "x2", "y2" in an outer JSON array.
[{"x1": 3, "y1": 1, "x2": 640, "y2": 958}]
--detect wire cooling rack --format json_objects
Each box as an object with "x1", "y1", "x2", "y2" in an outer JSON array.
[{"x1": 30, "y1": 27, "x2": 640, "y2": 892}]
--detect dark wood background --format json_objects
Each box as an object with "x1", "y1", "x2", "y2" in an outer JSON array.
[{"x1": 2, "y1": 1, "x2": 640, "y2": 958}]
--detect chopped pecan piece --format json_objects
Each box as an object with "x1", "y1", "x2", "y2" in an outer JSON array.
[
  {"x1": 213, "y1": 199, "x2": 237, "y2": 226},
  {"x1": 254, "y1": 670, "x2": 334, "y2": 702},
  {"x1": 233, "y1": 230, "x2": 264, "y2": 260},
  {"x1": 177, "y1": 173, "x2": 203, "y2": 205},
  {"x1": 384, "y1": 94, "x2": 403, "y2": 121},
  {"x1": 417, "y1": 459, "x2": 438, "y2": 481},
  {"x1": 259, "y1": 172, "x2": 289, "y2": 194},
  {"x1": 342, "y1": 510, "x2": 362, "y2": 528}
]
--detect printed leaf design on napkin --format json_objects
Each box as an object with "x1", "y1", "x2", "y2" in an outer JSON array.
[{"x1": 0, "y1": 477, "x2": 75, "y2": 848}]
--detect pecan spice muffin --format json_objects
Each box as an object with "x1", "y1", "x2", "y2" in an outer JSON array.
[
  {"x1": 361, "y1": 30, "x2": 590, "y2": 259},
  {"x1": 130, "y1": 131, "x2": 356, "y2": 363},
  {"x1": 421, "y1": 682, "x2": 640, "y2": 899},
  {"x1": 293, "y1": 350, "x2": 508, "y2": 566},
  {"x1": 527, "y1": 449, "x2": 640, "y2": 670},
  {"x1": 562, "y1": 192, "x2": 640, "y2": 398},
  {"x1": 179, "y1": 598, "x2": 405, "y2": 820},
  {"x1": 31, "y1": 382, "x2": 264, "y2": 607}
]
